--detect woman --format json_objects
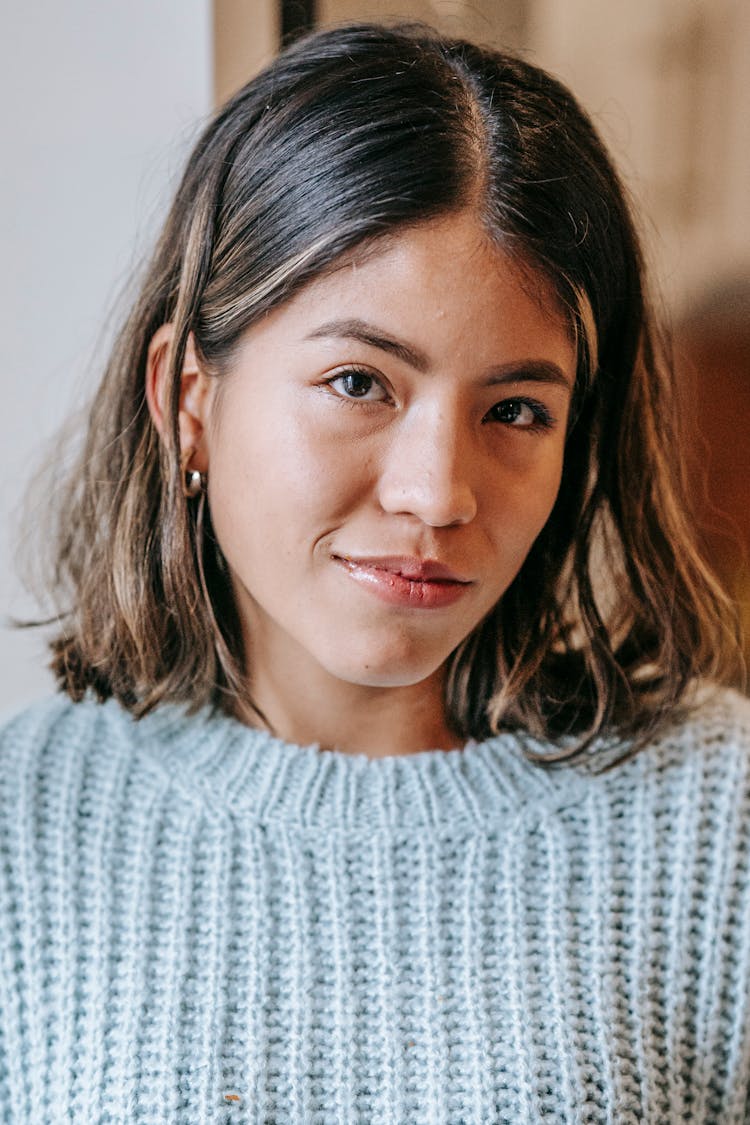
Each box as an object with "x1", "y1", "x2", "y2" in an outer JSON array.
[{"x1": 1, "y1": 21, "x2": 748, "y2": 1123}]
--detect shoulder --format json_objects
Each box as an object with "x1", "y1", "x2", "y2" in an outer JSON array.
[
  {"x1": 0, "y1": 694, "x2": 102, "y2": 779},
  {"x1": 599, "y1": 683, "x2": 750, "y2": 813},
  {"x1": 642, "y1": 683, "x2": 750, "y2": 768},
  {"x1": 0, "y1": 693, "x2": 143, "y2": 772},
  {"x1": 0, "y1": 693, "x2": 203, "y2": 816},
  {"x1": 681, "y1": 680, "x2": 750, "y2": 738}
]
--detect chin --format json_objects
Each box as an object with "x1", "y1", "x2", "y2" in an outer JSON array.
[
  {"x1": 343, "y1": 666, "x2": 441, "y2": 690},
  {"x1": 322, "y1": 636, "x2": 450, "y2": 690}
]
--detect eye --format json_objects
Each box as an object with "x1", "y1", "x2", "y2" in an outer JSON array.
[
  {"x1": 326, "y1": 368, "x2": 389, "y2": 403},
  {"x1": 485, "y1": 397, "x2": 555, "y2": 430}
]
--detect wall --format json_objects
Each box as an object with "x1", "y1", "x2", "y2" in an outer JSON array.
[
  {"x1": 214, "y1": 0, "x2": 278, "y2": 104},
  {"x1": 0, "y1": 2, "x2": 212, "y2": 717},
  {"x1": 316, "y1": 0, "x2": 529, "y2": 47}
]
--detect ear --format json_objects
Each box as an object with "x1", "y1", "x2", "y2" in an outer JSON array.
[{"x1": 145, "y1": 324, "x2": 213, "y2": 472}]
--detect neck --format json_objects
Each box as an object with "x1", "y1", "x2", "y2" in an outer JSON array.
[{"x1": 235, "y1": 649, "x2": 462, "y2": 758}]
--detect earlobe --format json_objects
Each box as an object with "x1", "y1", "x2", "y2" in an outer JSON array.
[{"x1": 145, "y1": 325, "x2": 212, "y2": 472}]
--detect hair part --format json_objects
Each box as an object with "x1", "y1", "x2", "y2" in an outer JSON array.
[{"x1": 28, "y1": 21, "x2": 742, "y2": 767}]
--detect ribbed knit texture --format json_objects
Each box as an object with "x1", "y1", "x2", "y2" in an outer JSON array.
[{"x1": 0, "y1": 687, "x2": 749, "y2": 1123}]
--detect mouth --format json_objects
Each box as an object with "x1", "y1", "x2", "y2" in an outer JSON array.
[{"x1": 332, "y1": 554, "x2": 473, "y2": 609}]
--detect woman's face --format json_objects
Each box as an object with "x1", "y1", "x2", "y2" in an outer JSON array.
[{"x1": 198, "y1": 211, "x2": 576, "y2": 695}]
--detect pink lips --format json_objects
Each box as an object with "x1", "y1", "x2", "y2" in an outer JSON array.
[{"x1": 334, "y1": 554, "x2": 472, "y2": 609}]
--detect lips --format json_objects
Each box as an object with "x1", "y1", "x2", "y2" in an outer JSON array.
[
  {"x1": 332, "y1": 554, "x2": 473, "y2": 609},
  {"x1": 334, "y1": 555, "x2": 471, "y2": 583}
]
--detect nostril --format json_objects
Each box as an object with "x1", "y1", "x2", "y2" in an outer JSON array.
[{"x1": 378, "y1": 472, "x2": 477, "y2": 527}]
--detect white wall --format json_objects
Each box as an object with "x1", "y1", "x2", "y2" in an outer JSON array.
[{"x1": 0, "y1": 2, "x2": 212, "y2": 718}]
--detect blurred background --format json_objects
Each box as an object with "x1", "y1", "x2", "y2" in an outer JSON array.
[{"x1": 1, "y1": 0, "x2": 748, "y2": 715}]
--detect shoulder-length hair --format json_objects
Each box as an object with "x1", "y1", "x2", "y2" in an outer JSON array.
[{"x1": 38, "y1": 21, "x2": 739, "y2": 763}]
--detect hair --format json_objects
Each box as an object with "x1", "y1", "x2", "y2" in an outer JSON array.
[{"x1": 31, "y1": 21, "x2": 741, "y2": 766}]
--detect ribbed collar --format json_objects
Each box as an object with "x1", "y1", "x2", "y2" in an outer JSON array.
[{"x1": 130, "y1": 702, "x2": 594, "y2": 833}]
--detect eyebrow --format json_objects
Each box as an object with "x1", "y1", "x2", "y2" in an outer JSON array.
[
  {"x1": 305, "y1": 317, "x2": 572, "y2": 390},
  {"x1": 307, "y1": 317, "x2": 430, "y2": 371}
]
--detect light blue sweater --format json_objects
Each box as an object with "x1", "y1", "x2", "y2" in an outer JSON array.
[{"x1": 0, "y1": 686, "x2": 749, "y2": 1123}]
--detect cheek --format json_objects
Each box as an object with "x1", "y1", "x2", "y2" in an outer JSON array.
[
  {"x1": 485, "y1": 464, "x2": 564, "y2": 590},
  {"x1": 489, "y1": 447, "x2": 565, "y2": 536},
  {"x1": 205, "y1": 405, "x2": 372, "y2": 557}
]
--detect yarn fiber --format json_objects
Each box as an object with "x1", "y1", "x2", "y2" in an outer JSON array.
[{"x1": 0, "y1": 688, "x2": 749, "y2": 1123}]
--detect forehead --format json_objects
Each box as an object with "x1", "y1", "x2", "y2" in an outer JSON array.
[{"x1": 285, "y1": 212, "x2": 572, "y2": 345}]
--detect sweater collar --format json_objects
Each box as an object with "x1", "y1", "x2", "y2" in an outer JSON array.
[{"x1": 132, "y1": 701, "x2": 592, "y2": 832}]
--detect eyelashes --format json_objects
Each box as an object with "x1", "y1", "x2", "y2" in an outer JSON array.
[
  {"x1": 484, "y1": 398, "x2": 555, "y2": 430},
  {"x1": 324, "y1": 366, "x2": 558, "y2": 432}
]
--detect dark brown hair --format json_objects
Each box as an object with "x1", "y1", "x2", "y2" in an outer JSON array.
[{"x1": 32, "y1": 22, "x2": 740, "y2": 764}]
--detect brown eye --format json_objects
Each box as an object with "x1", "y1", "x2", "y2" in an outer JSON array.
[
  {"x1": 341, "y1": 372, "x2": 375, "y2": 397},
  {"x1": 486, "y1": 398, "x2": 554, "y2": 429},
  {"x1": 496, "y1": 401, "x2": 528, "y2": 424},
  {"x1": 329, "y1": 369, "x2": 388, "y2": 402}
]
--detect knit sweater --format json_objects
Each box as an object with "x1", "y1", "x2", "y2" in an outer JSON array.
[{"x1": 0, "y1": 689, "x2": 749, "y2": 1124}]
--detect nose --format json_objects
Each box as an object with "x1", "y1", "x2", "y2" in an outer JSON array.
[{"x1": 376, "y1": 404, "x2": 478, "y2": 527}]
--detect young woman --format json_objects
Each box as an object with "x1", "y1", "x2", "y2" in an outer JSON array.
[{"x1": 2, "y1": 21, "x2": 748, "y2": 1124}]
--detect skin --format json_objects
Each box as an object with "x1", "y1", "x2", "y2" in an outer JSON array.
[{"x1": 147, "y1": 210, "x2": 576, "y2": 756}]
